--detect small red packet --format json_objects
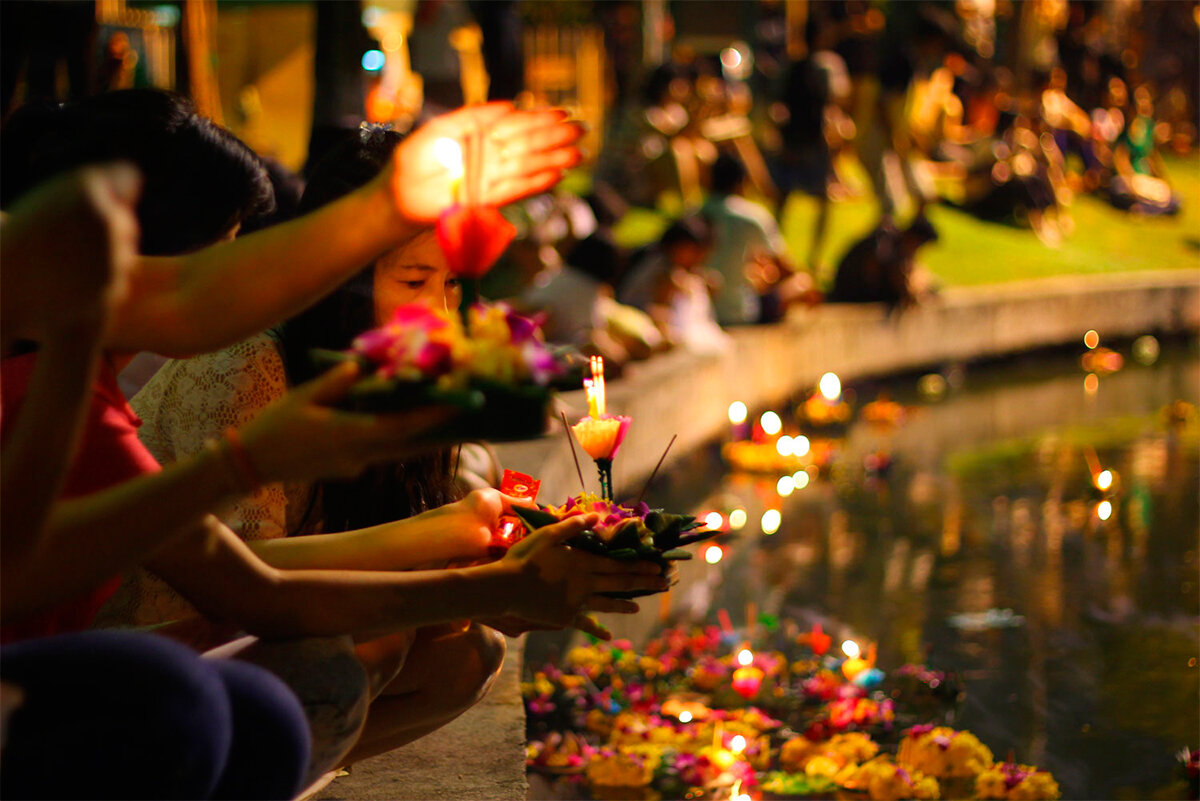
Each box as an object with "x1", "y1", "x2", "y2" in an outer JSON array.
[{"x1": 492, "y1": 469, "x2": 542, "y2": 553}]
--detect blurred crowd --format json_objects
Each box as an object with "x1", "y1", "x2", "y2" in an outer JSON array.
[{"x1": 491, "y1": 0, "x2": 1196, "y2": 368}]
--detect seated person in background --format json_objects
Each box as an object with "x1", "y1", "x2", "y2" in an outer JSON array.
[
  {"x1": 702, "y1": 153, "x2": 818, "y2": 325},
  {"x1": 617, "y1": 216, "x2": 728, "y2": 354},
  {"x1": 1109, "y1": 84, "x2": 1182, "y2": 216},
  {"x1": 827, "y1": 214, "x2": 939, "y2": 310},
  {"x1": 519, "y1": 230, "x2": 662, "y2": 365}
]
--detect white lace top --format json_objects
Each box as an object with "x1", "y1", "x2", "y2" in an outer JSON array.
[
  {"x1": 95, "y1": 332, "x2": 501, "y2": 628},
  {"x1": 95, "y1": 333, "x2": 314, "y2": 627}
]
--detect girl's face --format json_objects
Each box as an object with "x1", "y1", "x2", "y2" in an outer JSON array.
[{"x1": 372, "y1": 231, "x2": 461, "y2": 324}]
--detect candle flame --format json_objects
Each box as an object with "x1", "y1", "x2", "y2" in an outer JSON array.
[
  {"x1": 585, "y1": 356, "x2": 607, "y2": 418},
  {"x1": 433, "y1": 137, "x2": 464, "y2": 179},
  {"x1": 819, "y1": 372, "x2": 842, "y2": 401},
  {"x1": 1095, "y1": 469, "x2": 1113, "y2": 491}
]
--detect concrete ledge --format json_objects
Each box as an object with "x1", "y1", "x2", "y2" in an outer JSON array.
[
  {"x1": 499, "y1": 270, "x2": 1199, "y2": 503},
  {"x1": 314, "y1": 271, "x2": 1197, "y2": 801}
]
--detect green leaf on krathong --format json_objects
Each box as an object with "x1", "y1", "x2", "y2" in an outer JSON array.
[{"x1": 510, "y1": 505, "x2": 560, "y2": 532}]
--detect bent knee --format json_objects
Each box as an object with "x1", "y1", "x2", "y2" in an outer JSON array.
[{"x1": 468, "y1": 623, "x2": 507, "y2": 681}]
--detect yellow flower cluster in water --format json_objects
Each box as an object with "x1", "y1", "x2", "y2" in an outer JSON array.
[
  {"x1": 898, "y1": 727, "x2": 994, "y2": 779},
  {"x1": 975, "y1": 763, "x2": 1062, "y2": 800},
  {"x1": 840, "y1": 757, "x2": 941, "y2": 801},
  {"x1": 585, "y1": 745, "x2": 661, "y2": 788},
  {"x1": 780, "y1": 732, "x2": 879, "y2": 774}
]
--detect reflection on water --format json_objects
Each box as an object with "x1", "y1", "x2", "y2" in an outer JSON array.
[{"x1": 528, "y1": 342, "x2": 1200, "y2": 800}]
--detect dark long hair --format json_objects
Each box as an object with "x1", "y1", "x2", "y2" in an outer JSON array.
[
  {"x1": 278, "y1": 125, "x2": 458, "y2": 534},
  {"x1": 1, "y1": 89, "x2": 273, "y2": 254}
]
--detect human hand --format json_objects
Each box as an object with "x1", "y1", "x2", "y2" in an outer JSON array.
[
  {"x1": 1, "y1": 163, "x2": 141, "y2": 340},
  {"x1": 419, "y1": 487, "x2": 530, "y2": 564},
  {"x1": 240, "y1": 361, "x2": 455, "y2": 484},
  {"x1": 478, "y1": 613, "x2": 614, "y2": 641},
  {"x1": 498, "y1": 514, "x2": 667, "y2": 627},
  {"x1": 387, "y1": 102, "x2": 584, "y2": 224}
]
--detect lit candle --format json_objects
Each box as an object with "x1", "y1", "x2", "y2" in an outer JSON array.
[
  {"x1": 840, "y1": 639, "x2": 871, "y2": 680},
  {"x1": 728, "y1": 401, "x2": 748, "y2": 441},
  {"x1": 731, "y1": 665, "x2": 763, "y2": 699}
]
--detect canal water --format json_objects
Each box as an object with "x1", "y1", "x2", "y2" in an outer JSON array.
[{"x1": 526, "y1": 340, "x2": 1199, "y2": 801}]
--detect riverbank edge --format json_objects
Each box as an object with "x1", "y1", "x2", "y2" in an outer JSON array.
[{"x1": 318, "y1": 269, "x2": 1197, "y2": 800}]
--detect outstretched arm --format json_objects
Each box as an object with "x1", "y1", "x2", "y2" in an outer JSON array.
[
  {"x1": 246, "y1": 488, "x2": 511, "y2": 571},
  {"x1": 105, "y1": 104, "x2": 583, "y2": 357},
  {"x1": 152, "y1": 512, "x2": 665, "y2": 641}
]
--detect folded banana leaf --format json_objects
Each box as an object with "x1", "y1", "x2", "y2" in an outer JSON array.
[
  {"x1": 510, "y1": 504, "x2": 714, "y2": 598},
  {"x1": 310, "y1": 349, "x2": 551, "y2": 442}
]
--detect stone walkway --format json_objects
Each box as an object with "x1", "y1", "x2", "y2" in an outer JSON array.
[{"x1": 315, "y1": 636, "x2": 527, "y2": 801}]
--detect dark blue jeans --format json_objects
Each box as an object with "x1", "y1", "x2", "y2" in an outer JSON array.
[{"x1": 1, "y1": 630, "x2": 309, "y2": 800}]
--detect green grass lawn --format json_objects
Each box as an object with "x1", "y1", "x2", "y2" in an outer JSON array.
[{"x1": 607, "y1": 155, "x2": 1200, "y2": 289}]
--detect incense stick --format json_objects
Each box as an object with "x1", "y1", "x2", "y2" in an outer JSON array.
[
  {"x1": 560, "y1": 411, "x2": 587, "y2": 490},
  {"x1": 636, "y1": 433, "x2": 677, "y2": 506}
]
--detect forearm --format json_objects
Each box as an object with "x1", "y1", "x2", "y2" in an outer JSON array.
[
  {"x1": 0, "y1": 330, "x2": 104, "y2": 560},
  {"x1": 158, "y1": 523, "x2": 516, "y2": 640},
  {"x1": 107, "y1": 176, "x2": 417, "y2": 356},
  {"x1": 256, "y1": 562, "x2": 514, "y2": 639},
  {"x1": 0, "y1": 444, "x2": 244, "y2": 623},
  {"x1": 247, "y1": 507, "x2": 476, "y2": 571}
]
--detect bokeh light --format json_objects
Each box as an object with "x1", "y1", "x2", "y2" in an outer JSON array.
[
  {"x1": 776, "y1": 475, "x2": 795, "y2": 497},
  {"x1": 1095, "y1": 470, "x2": 1113, "y2": 491},
  {"x1": 1097, "y1": 500, "x2": 1113, "y2": 521},
  {"x1": 704, "y1": 511, "x2": 724, "y2": 531},
  {"x1": 1083, "y1": 330, "x2": 1100, "y2": 349},
  {"x1": 842, "y1": 639, "x2": 861, "y2": 659},
  {"x1": 1133, "y1": 335, "x2": 1160, "y2": 365},
  {"x1": 728, "y1": 401, "x2": 748, "y2": 425},
  {"x1": 792, "y1": 470, "x2": 810, "y2": 489},
  {"x1": 361, "y1": 49, "x2": 385, "y2": 71},
  {"x1": 729, "y1": 508, "x2": 747, "y2": 530},
  {"x1": 819, "y1": 372, "x2": 842, "y2": 401},
  {"x1": 704, "y1": 545, "x2": 723, "y2": 564},
  {"x1": 761, "y1": 509, "x2": 781, "y2": 534},
  {"x1": 760, "y1": 411, "x2": 782, "y2": 436}
]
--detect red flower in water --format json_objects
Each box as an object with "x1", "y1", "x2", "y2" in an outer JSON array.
[
  {"x1": 436, "y1": 203, "x2": 516, "y2": 279},
  {"x1": 808, "y1": 623, "x2": 832, "y2": 656}
]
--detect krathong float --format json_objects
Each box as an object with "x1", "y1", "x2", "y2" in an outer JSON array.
[
  {"x1": 493, "y1": 358, "x2": 719, "y2": 592},
  {"x1": 316, "y1": 302, "x2": 563, "y2": 441},
  {"x1": 523, "y1": 623, "x2": 1061, "y2": 800}
]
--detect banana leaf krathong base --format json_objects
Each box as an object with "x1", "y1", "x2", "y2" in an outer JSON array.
[
  {"x1": 511, "y1": 502, "x2": 720, "y2": 598},
  {"x1": 312, "y1": 350, "x2": 551, "y2": 443}
]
